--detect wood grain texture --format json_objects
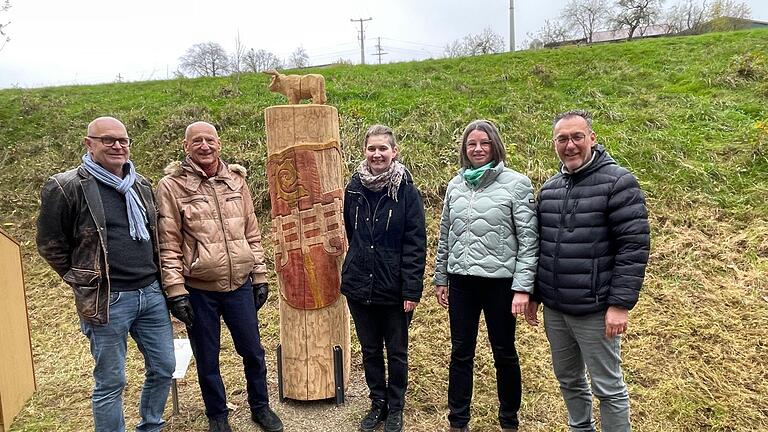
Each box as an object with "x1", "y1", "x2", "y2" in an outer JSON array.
[
  {"x1": 266, "y1": 104, "x2": 351, "y2": 400},
  {"x1": 0, "y1": 229, "x2": 35, "y2": 431}
]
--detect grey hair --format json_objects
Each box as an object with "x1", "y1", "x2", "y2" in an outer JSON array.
[
  {"x1": 552, "y1": 110, "x2": 593, "y2": 130},
  {"x1": 459, "y1": 119, "x2": 506, "y2": 168},
  {"x1": 364, "y1": 124, "x2": 397, "y2": 149}
]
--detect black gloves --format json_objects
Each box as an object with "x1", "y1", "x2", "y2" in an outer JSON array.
[
  {"x1": 253, "y1": 283, "x2": 269, "y2": 310},
  {"x1": 167, "y1": 295, "x2": 195, "y2": 328}
]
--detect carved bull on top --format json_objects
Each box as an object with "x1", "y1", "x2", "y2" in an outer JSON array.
[{"x1": 264, "y1": 69, "x2": 327, "y2": 105}]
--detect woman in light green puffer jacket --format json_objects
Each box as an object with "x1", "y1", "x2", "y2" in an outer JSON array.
[{"x1": 434, "y1": 119, "x2": 539, "y2": 432}]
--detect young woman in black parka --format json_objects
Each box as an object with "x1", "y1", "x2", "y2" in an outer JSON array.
[{"x1": 341, "y1": 124, "x2": 427, "y2": 432}]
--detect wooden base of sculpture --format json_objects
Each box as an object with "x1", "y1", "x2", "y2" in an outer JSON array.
[
  {"x1": 265, "y1": 104, "x2": 350, "y2": 401},
  {"x1": 277, "y1": 297, "x2": 349, "y2": 401}
]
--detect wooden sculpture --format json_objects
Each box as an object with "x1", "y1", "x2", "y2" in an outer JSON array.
[
  {"x1": 265, "y1": 88, "x2": 350, "y2": 402},
  {"x1": 264, "y1": 69, "x2": 327, "y2": 105}
]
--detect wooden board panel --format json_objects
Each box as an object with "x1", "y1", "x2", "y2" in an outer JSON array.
[{"x1": 0, "y1": 229, "x2": 36, "y2": 431}]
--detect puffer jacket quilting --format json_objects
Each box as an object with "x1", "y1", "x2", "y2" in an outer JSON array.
[
  {"x1": 535, "y1": 144, "x2": 650, "y2": 315},
  {"x1": 155, "y1": 158, "x2": 267, "y2": 298},
  {"x1": 434, "y1": 161, "x2": 539, "y2": 292}
]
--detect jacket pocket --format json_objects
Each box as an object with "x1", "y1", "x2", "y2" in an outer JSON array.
[
  {"x1": 72, "y1": 284, "x2": 100, "y2": 318},
  {"x1": 63, "y1": 267, "x2": 100, "y2": 287},
  {"x1": 591, "y1": 259, "x2": 599, "y2": 303}
]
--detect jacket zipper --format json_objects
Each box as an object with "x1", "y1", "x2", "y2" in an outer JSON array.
[
  {"x1": 568, "y1": 200, "x2": 579, "y2": 232},
  {"x1": 349, "y1": 189, "x2": 386, "y2": 303},
  {"x1": 463, "y1": 188, "x2": 476, "y2": 269},
  {"x1": 386, "y1": 209, "x2": 392, "y2": 231},
  {"x1": 210, "y1": 179, "x2": 233, "y2": 290},
  {"x1": 553, "y1": 178, "x2": 573, "y2": 303}
]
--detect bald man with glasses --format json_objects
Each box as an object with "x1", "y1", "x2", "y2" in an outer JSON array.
[{"x1": 37, "y1": 116, "x2": 175, "y2": 432}]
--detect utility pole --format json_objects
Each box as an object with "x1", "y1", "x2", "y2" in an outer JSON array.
[
  {"x1": 509, "y1": 0, "x2": 516, "y2": 52},
  {"x1": 350, "y1": 17, "x2": 372, "y2": 64},
  {"x1": 373, "y1": 37, "x2": 388, "y2": 65}
]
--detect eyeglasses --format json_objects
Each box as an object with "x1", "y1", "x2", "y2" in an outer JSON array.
[
  {"x1": 466, "y1": 140, "x2": 493, "y2": 148},
  {"x1": 88, "y1": 136, "x2": 132, "y2": 148},
  {"x1": 554, "y1": 133, "x2": 586, "y2": 146}
]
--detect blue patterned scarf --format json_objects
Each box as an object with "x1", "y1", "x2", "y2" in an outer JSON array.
[{"x1": 81, "y1": 153, "x2": 150, "y2": 241}]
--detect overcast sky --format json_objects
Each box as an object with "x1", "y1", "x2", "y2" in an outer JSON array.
[{"x1": 0, "y1": 0, "x2": 766, "y2": 89}]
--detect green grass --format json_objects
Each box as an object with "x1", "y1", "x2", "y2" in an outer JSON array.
[{"x1": 1, "y1": 29, "x2": 767, "y2": 431}]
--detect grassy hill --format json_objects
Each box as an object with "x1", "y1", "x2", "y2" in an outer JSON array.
[{"x1": 1, "y1": 29, "x2": 766, "y2": 431}]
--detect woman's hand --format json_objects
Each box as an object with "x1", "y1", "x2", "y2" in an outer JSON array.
[
  {"x1": 435, "y1": 285, "x2": 449, "y2": 309},
  {"x1": 404, "y1": 300, "x2": 418, "y2": 312},
  {"x1": 511, "y1": 292, "x2": 530, "y2": 316}
]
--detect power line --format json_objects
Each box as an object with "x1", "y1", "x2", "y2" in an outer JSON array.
[
  {"x1": 373, "y1": 37, "x2": 388, "y2": 65},
  {"x1": 377, "y1": 37, "x2": 445, "y2": 49},
  {"x1": 350, "y1": 17, "x2": 372, "y2": 64}
]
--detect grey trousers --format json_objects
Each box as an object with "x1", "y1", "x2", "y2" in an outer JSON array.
[{"x1": 543, "y1": 306, "x2": 631, "y2": 432}]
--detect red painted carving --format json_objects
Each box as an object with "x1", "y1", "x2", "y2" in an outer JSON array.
[{"x1": 267, "y1": 146, "x2": 346, "y2": 310}]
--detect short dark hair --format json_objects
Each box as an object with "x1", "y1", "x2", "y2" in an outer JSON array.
[
  {"x1": 364, "y1": 124, "x2": 397, "y2": 149},
  {"x1": 552, "y1": 110, "x2": 593, "y2": 130},
  {"x1": 459, "y1": 119, "x2": 506, "y2": 168}
]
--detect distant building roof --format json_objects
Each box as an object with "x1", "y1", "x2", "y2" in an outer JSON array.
[
  {"x1": 590, "y1": 25, "x2": 669, "y2": 43},
  {"x1": 543, "y1": 17, "x2": 768, "y2": 48}
]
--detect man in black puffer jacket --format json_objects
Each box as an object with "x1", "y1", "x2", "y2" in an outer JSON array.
[{"x1": 526, "y1": 110, "x2": 650, "y2": 432}]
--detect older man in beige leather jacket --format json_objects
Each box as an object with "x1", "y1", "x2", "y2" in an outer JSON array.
[{"x1": 155, "y1": 121, "x2": 283, "y2": 432}]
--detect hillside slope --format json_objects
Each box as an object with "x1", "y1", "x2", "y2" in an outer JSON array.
[{"x1": 0, "y1": 29, "x2": 766, "y2": 431}]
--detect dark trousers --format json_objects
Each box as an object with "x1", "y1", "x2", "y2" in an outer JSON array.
[
  {"x1": 447, "y1": 274, "x2": 521, "y2": 429},
  {"x1": 187, "y1": 280, "x2": 269, "y2": 420},
  {"x1": 347, "y1": 298, "x2": 413, "y2": 412}
]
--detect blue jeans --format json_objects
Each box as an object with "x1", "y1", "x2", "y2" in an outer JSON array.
[
  {"x1": 80, "y1": 280, "x2": 175, "y2": 432},
  {"x1": 187, "y1": 280, "x2": 269, "y2": 420},
  {"x1": 543, "y1": 306, "x2": 631, "y2": 432}
]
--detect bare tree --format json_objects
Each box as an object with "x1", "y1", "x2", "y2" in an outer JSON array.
[
  {"x1": 664, "y1": 0, "x2": 751, "y2": 34},
  {"x1": 179, "y1": 42, "x2": 230, "y2": 77},
  {"x1": 562, "y1": 0, "x2": 612, "y2": 43},
  {"x1": 527, "y1": 19, "x2": 575, "y2": 48},
  {"x1": 0, "y1": 1, "x2": 10, "y2": 53},
  {"x1": 230, "y1": 32, "x2": 245, "y2": 75},
  {"x1": 663, "y1": 0, "x2": 708, "y2": 32},
  {"x1": 707, "y1": 0, "x2": 750, "y2": 19},
  {"x1": 243, "y1": 49, "x2": 283, "y2": 72},
  {"x1": 288, "y1": 46, "x2": 309, "y2": 68},
  {"x1": 444, "y1": 27, "x2": 505, "y2": 58},
  {"x1": 612, "y1": 0, "x2": 665, "y2": 39}
]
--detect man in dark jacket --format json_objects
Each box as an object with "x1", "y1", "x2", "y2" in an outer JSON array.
[
  {"x1": 36, "y1": 116, "x2": 175, "y2": 432},
  {"x1": 527, "y1": 110, "x2": 650, "y2": 432}
]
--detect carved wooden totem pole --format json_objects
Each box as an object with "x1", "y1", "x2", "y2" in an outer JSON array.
[{"x1": 264, "y1": 70, "x2": 350, "y2": 403}]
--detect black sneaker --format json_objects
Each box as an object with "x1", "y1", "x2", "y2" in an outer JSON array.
[
  {"x1": 360, "y1": 399, "x2": 388, "y2": 431},
  {"x1": 251, "y1": 406, "x2": 284, "y2": 432},
  {"x1": 384, "y1": 410, "x2": 403, "y2": 432},
  {"x1": 208, "y1": 417, "x2": 232, "y2": 432}
]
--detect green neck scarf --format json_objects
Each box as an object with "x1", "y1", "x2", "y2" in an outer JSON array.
[{"x1": 463, "y1": 161, "x2": 495, "y2": 187}]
